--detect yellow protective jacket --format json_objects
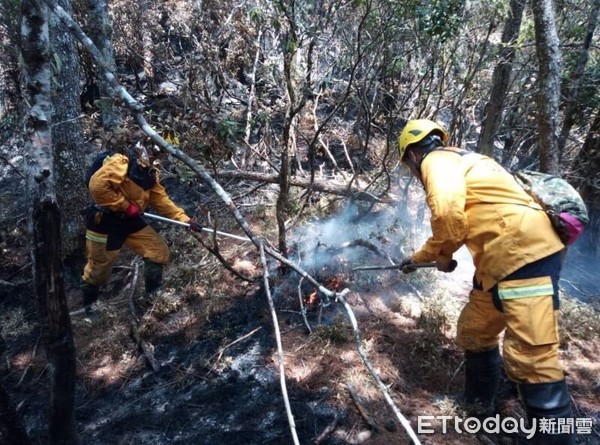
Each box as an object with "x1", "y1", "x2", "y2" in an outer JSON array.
[
  {"x1": 88, "y1": 153, "x2": 190, "y2": 223},
  {"x1": 411, "y1": 147, "x2": 564, "y2": 291}
]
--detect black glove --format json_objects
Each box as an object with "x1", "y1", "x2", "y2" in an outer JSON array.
[
  {"x1": 188, "y1": 219, "x2": 202, "y2": 232},
  {"x1": 436, "y1": 258, "x2": 458, "y2": 273},
  {"x1": 399, "y1": 257, "x2": 417, "y2": 274}
]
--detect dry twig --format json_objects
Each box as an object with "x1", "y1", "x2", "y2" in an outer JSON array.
[
  {"x1": 297, "y1": 276, "x2": 313, "y2": 334},
  {"x1": 127, "y1": 262, "x2": 159, "y2": 372},
  {"x1": 314, "y1": 413, "x2": 340, "y2": 444},
  {"x1": 346, "y1": 382, "x2": 381, "y2": 432},
  {"x1": 127, "y1": 262, "x2": 140, "y2": 322},
  {"x1": 206, "y1": 326, "x2": 262, "y2": 375},
  {"x1": 16, "y1": 334, "x2": 41, "y2": 387}
]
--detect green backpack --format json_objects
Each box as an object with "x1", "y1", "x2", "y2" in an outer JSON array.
[{"x1": 513, "y1": 169, "x2": 589, "y2": 245}]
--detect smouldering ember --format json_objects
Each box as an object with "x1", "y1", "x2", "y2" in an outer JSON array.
[
  {"x1": 303, "y1": 276, "x2": 345, "y2": 307},
  {"x1": 305, "y1": 290, "x2": 318, "y2": 306}
]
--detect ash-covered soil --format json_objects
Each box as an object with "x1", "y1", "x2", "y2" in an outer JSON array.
[{"x1": 1, "y1": 168, "x2": 599, "y2": 445}]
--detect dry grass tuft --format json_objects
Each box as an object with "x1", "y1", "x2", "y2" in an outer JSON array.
[{"x1": 560, "y1": 294, "x2": 600, "y2": 346}]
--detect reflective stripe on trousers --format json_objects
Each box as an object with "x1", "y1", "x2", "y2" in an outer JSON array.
[
  {"x1": 82, "y1": 226, "x2": 170, "y2": 286},
  {"x1": 456, "y1": 278, "x2": 564, "y2": 384}
]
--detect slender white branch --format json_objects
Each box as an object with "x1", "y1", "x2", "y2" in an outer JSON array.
[
  {"x1": 259, "y1": 242, "x2": 300, "y2": 445},
  {"x1": 337, "y1": 292, "x2": 422, "y2": 445}
]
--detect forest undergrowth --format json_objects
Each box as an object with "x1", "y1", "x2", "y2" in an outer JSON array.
[{"x1": 1, "y1": 181, "x2": 599, "y2": 444}]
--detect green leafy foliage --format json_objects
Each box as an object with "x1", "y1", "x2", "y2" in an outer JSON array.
[
  {"x1": 416, "y1": 0, "x2": 466, "y2": 42},
  {"x1": 216, "y1": 117, "x2": 242, "y2": 142}
]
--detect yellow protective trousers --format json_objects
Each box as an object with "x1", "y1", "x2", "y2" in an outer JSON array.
[
  {"x1": 82, "y1": 225, "x2": 169, "y2": 286},
  {"x1": 456, "y1": 278, "x2": 564, "y2": 384}
]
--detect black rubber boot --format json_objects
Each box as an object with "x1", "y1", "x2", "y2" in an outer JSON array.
[
  {"x1": 463, "y1": 347, "x2": 502, "y2": 416},
  {"x1": 518, "y1": 380, "x2": 575, "y2": 445},
  {"x1": 81, "y1": 282, "x2": 99, "y2": 307},
  {"x1": 80, "y1": 282, "x2": 100, "y2": 321},
  {"x1": 144, "y1": 260, "x2": 163, "y2": 297}
]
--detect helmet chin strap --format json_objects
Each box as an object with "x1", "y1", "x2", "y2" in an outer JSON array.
[
  {"x1": 406, "y1": 153, "x2": 424, "y2": 185},
  {"x1": 406, "y1": 134, "x2": 445, "y2": 181}
]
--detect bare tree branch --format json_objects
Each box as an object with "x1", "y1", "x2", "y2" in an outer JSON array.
[{"x1": 215, "y1": 169, "x2": 394, "y2": 203}]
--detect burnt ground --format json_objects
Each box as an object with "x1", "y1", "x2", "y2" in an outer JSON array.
[{"x1": 1, "y1": 169, "x2": 600, "y2": 445}]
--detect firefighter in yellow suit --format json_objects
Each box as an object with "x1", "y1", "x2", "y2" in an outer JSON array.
[
  {"x1": 397, "y1": 119, "x2": 573, "y2": 444},
  {"x1": 81, "y1": 139, "x2": 202, "y2": 318}
]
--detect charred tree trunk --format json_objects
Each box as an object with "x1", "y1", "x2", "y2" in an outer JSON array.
[
  {"x1": 557, "y1": 0, "x2": 600, "y2": 160},
  {"x1": 50, "y1": 0, "x2": 87, "y2": 262},
  {"x1": 32, "y1": 203, "x2": 79, "y2": 445},
  {"x1": 477, "y1": 0, "x2": 526, "y2": 157},
  {"x1": 277, "y1": 75, "x2": 294, "y2": 258},
  {"x1": 0, "y1": 381, "x2": 31, "y2": 445},
  {"x1": 532, "y1": 0, "x2": 562, "y2": 174},
  {"x1": 21, "y1": 1, "x2": 79, "y2": 443}
]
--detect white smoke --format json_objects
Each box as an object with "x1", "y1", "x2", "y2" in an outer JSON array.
[{"x1": 290, "y1": 201, "x2": 415, "y2": 272}]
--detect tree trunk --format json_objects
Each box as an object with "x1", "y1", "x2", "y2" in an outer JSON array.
[
  {"x1": 50, "y1": 0, "x2": 87, "y2": 262},
  {"x1": 33, "y1": 202, "x2": 80, "y2": 445},
  {"x1": 575, "y1": 112, "x2": 600, "y2": 255},
  {"x1": 139, "y1": 0, "x2": 155, "y2": 92},
  {"x1": 85, "y1": 0, "x2": 121, "y2": 130},
  {"x1": 276, "y1": 2, "x2": 300, "y2": 259},
  {"x1": 277, "y1": 101, "x2": 293, "y2": 258},
  {"x1": 557, "y1": 0, "x2": 600, "y2": 160},
  {"x1": 0, "y1": 381, "x2": 31, "y2": 445},
  {"x1": 477, "y1": 0, "x2": 526, "y2": 157},
  {"x1": 21, "y1": 1, "x2": 79, "y2": 444},
  {"x1": 531, "y1": 0, "x2": 561, "y2": 174}
]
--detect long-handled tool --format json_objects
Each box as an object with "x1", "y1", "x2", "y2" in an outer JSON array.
[
  {"x1": 352, "y1": 260, "x2": 458, "y2": 271},
  {"x1": 142, "y1": 212, "x2": 251, "y2": 242},
  {"x1": 353, "y1": 262, "x2": 438, "y2": 272}
]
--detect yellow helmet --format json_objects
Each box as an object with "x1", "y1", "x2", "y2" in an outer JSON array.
[{"x1": 398, "y1": 119, "x2": 448, "y2": 160}]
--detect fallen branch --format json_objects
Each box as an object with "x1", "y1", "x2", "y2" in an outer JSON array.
[
  {"x1": 259, "y1": 242, "x2": 300, "y2": 445},
  {"x1": 337, "y1": 293, "x2": 422, "y2": 445},
  {"x1": 215, "y1": 169, "x2": 394, "y2": 203},
  {"x1": 195, "y1": 233, "x2": 255, "y2": 283},
  {"x1": 0, "y1": 155, "x2": 26, "y2": 178},
  {"x1": 260, "y1": 245, "x2": 422, "y2": 443},
  {"x1": 314, "y1": 413, "x2": 339, "y2": 444},
  {"x1": 346, "y1": 382, "x2": 381, "y2": 432},
  {"x1": 131, "y1": 326, "x2": 159, "y2": 372},
  {"x1": 206, "y1": 326, "x2": 262, "y2": 376},
  {"x1": 448, "y1": 359, "x2": 465, "y2": 391},
  {"x1": 126, "y1": 262, "x2": 159, "y2": 372}
]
